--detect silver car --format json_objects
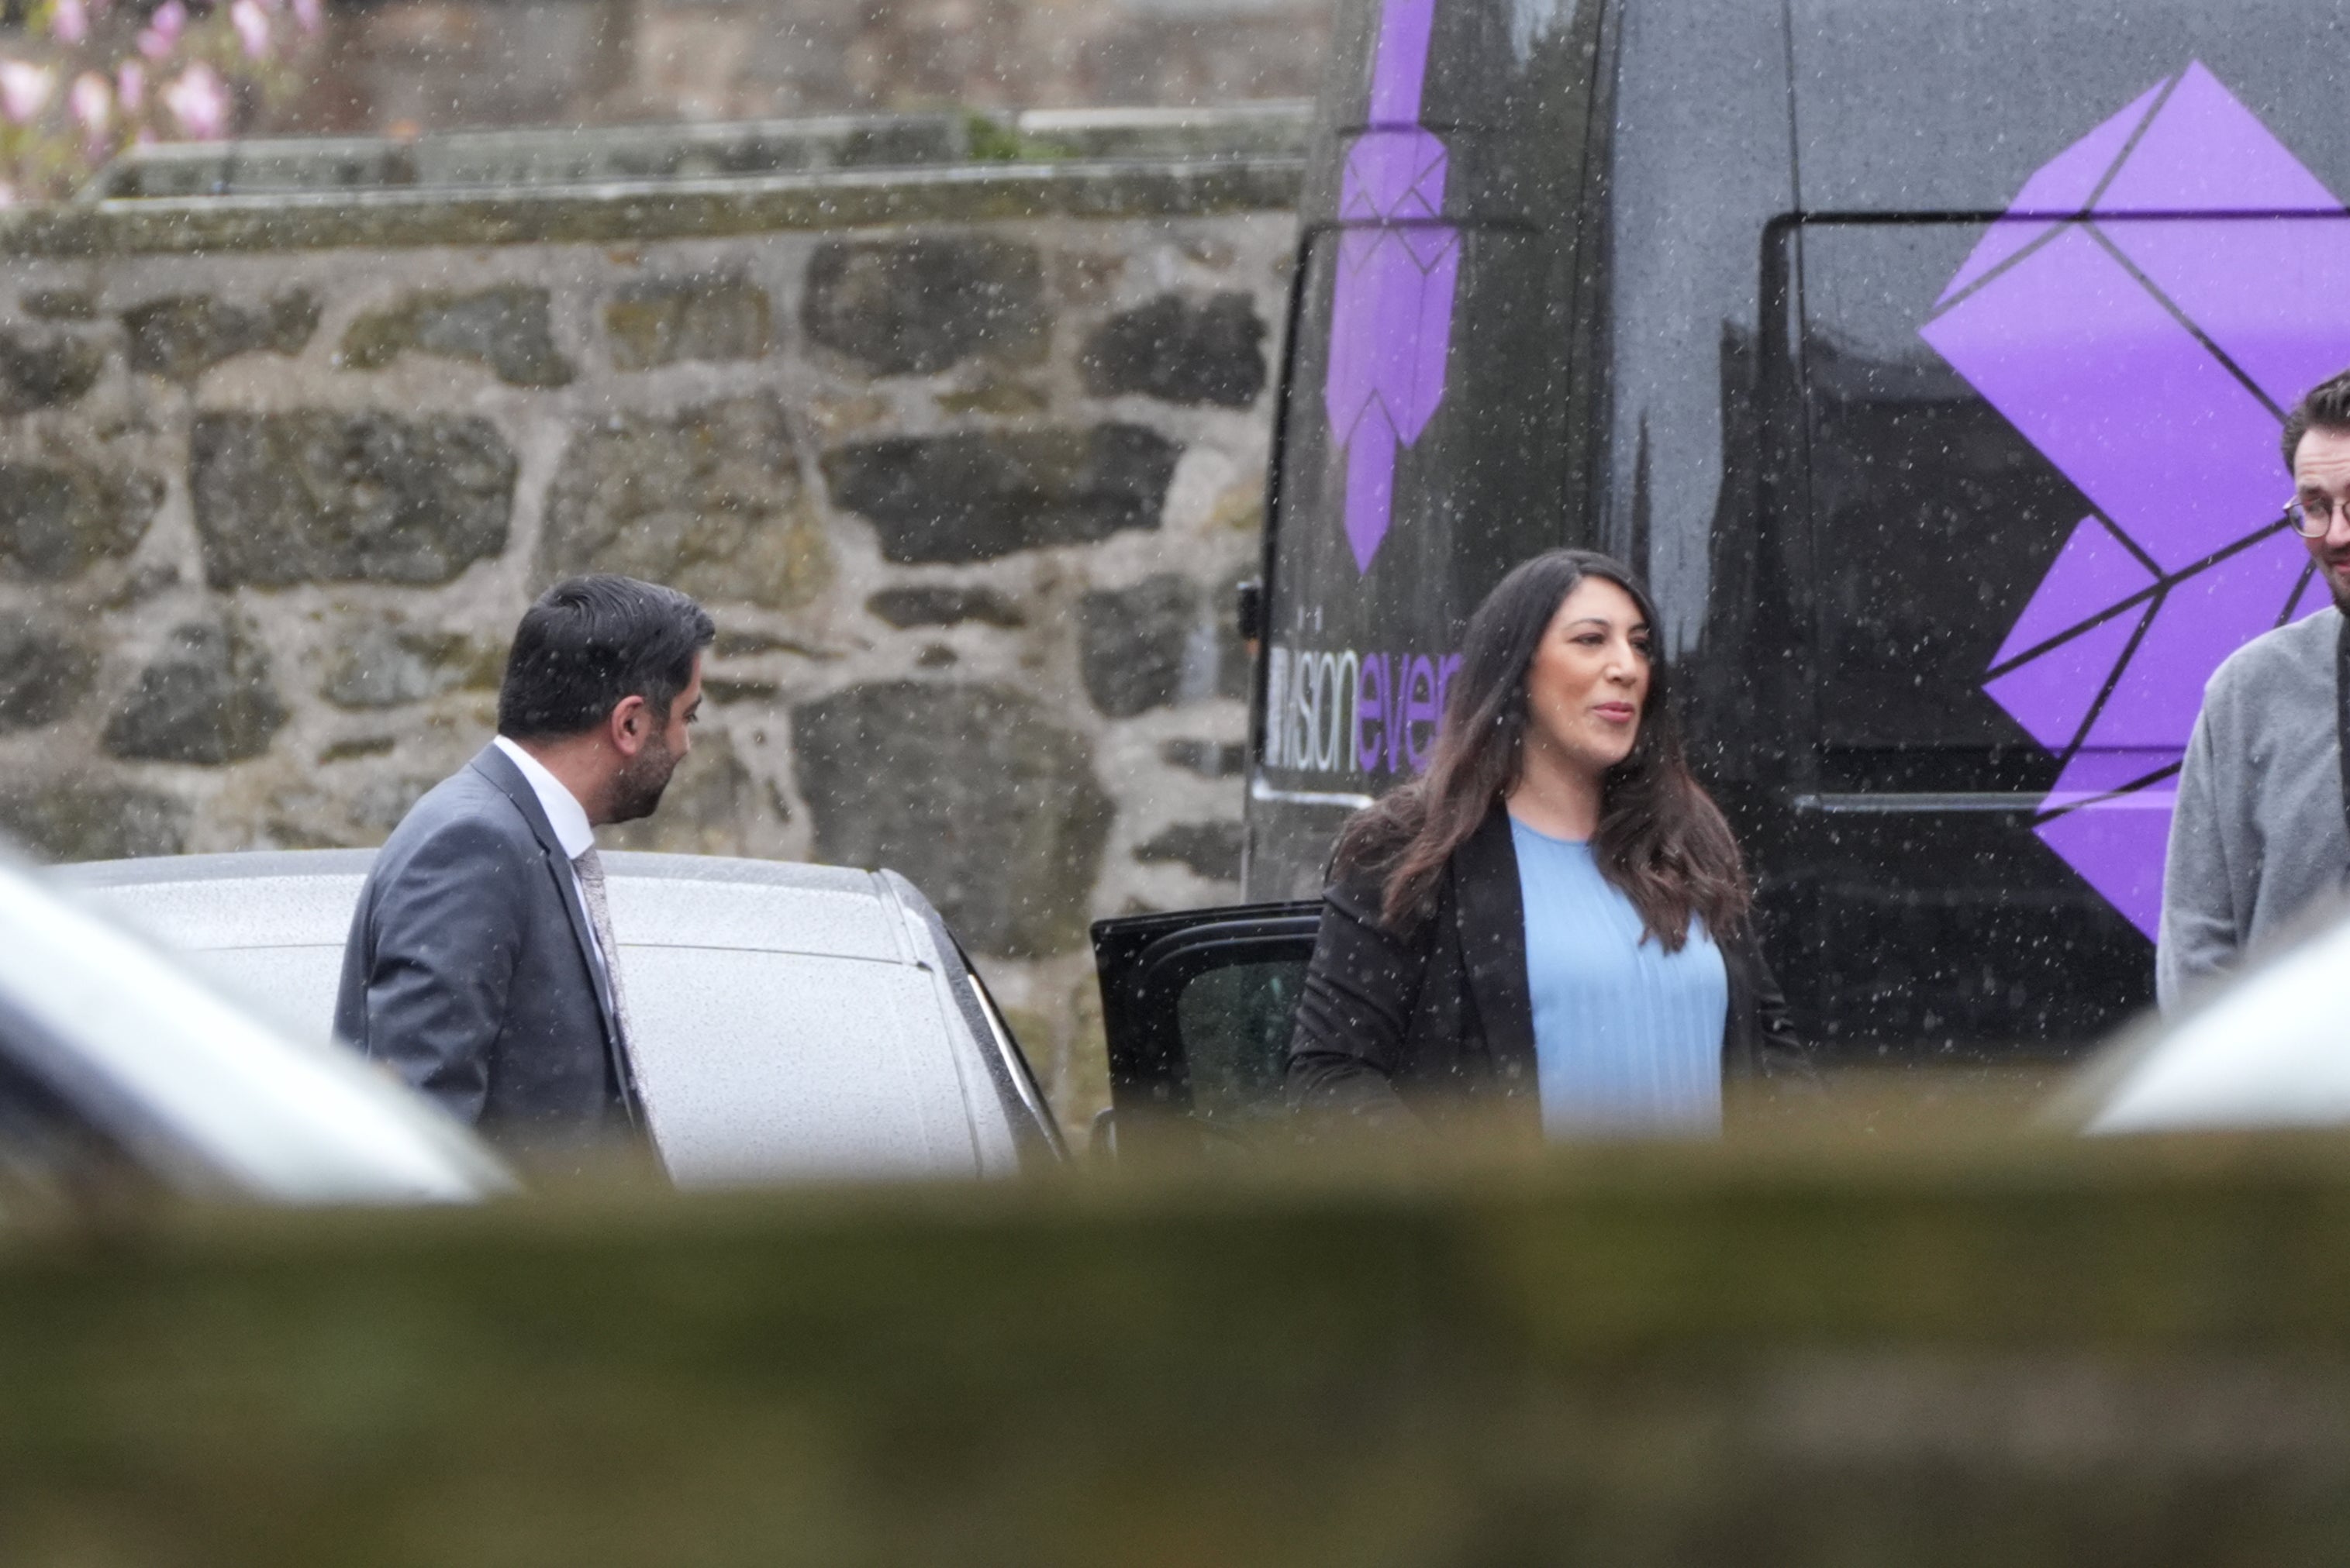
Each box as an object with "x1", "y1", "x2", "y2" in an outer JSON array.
[{"x1": 56, "y1": 850, "x2": 1063, "y2": 1187}]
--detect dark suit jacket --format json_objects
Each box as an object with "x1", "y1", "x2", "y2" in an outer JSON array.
[
  {"x1": 335, "y1": 743, "x2": 638, "y2": 1144},
  {"x1": 1286, "y1": 805, "x2": 1810, "y2": 1129}
]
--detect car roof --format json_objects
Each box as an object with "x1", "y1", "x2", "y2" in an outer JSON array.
[{"x1": 60, "y1": 849, "x2": 919, "y2": 964}]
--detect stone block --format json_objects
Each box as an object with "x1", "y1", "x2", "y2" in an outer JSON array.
[
  {"x1": 121, "y1": 291, "x2": 319, "y2": 381},
  {"x1": 823, "y1": 425, "x2": 1178, "y2": 563},
  {"x1": 802, "y1": 236, "x2": 1048, "y2": 376},
  {"x1": 0, "y1": 329, "x2": 104, "y2": 413},
  {"x1": 0, "y1": 615, "x2": 96, "y2": 732},
  {"x1": 318, "y1": 736, "x2": 396, "y2": 763},
  {"x1": 0, "y1": 458, "x2": 161, "y2": 581},
  {"x1": 1135, "y1": 820, "x2": 1244, "y2": 882},
  {"x1": 702, "y1": 676, "x2": 782, "y2": 706},
  {"x1": 713, "y1": 628, "x2": 832, "y2": 660},
  {"x1": 352, "y1": 774, "x2": 439, "y2": 835},
  {"x1": 324, "y1": 621, "x2": 504, "y2": 709},
  {"x1": 102, "y1": 616, "x2": 288, "y2": 765},
  {"x1": 21, "y1": 288, "x2": 96, "y2": 321},
  {"x1": 0, "y1": 777, "x2": 186, "y2": 860},
  {"x1": 792, "y1": 681, "x2": 1112, "y2": 957},
  {"x1": 1081, "y1": 291, "x2": 1267, "y2": 407},
  {"x1": 934, "y1": 377, "x2": 1049, "y2": 416},
  {"x1": 865, "y1": 584, "x2": 1027, "y2": 629},
  {"x1": 340, "y1": 284, "x2": 575, "y2": 387},
  {"x1": 541, "y1": 394, "x2": 831, "y2": 609},
  {"x1": 188, "y1": 412, "x2": 516, "y2": 588},
  {"x1": 605, "y1": 275, "x2": 773, "y2": 370},
  {"x1": 1078, "y1": 572, "x2": 1199, "y2": 717}
]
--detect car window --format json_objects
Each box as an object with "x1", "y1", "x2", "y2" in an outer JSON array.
[{"x1": 1175, "y1": 956, "x2": 1307, "y2": 1142}]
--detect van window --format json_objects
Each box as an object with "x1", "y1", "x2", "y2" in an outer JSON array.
[
  {"x1": 1794, "y1": 221, "x2": 2096, "y2": 796},
  {"x1": 1789, "y1": 204, "x2": 2345, "y2": 957}
]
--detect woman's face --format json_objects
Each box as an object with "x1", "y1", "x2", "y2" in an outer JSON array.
[{"x1": 1521, "y1": 576, "x2": 1651, "y2": 779}]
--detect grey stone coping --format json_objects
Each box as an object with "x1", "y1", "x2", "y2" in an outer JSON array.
[
  {"x1": 80, "y1": 103, "x2": 1315, "y2": 201},
  {"x1": 0, "y1": 156, "x2": 1305, "y2": 257}
]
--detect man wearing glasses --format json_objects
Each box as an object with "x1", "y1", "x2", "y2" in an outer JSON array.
[{"x1": 2158, "y1": 369, "x2": 2350, "y2": 1010}]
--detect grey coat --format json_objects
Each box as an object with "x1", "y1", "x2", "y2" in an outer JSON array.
[
  {"x1": 2158, "y1": 606, "x2": 2350, "y2": 1011},
  {"x1": 335, "y1": 743, "x2": 638, "y2": 1142}
]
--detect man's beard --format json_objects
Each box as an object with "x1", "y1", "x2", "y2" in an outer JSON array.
[{"x1": 609, "y1": 735, "x2": 681, "y2": 823}]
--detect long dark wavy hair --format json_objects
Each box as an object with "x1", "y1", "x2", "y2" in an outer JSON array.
[{"x1": 1334, "y1": 550, "x2": 1750, "y2": 950}]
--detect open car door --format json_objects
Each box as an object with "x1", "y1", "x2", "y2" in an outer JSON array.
[{"x1": 1089, "y1": 902, "x2": 1320, "y2": 1157}]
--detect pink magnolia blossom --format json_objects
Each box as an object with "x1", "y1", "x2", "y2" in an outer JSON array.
[
  {"x1": 0, "y1": 182, "x2": 18, "y2": 208},
  {"x1": 68, "y1": 72, "x2": 109, "y2": 146},
  {"x1": 160, "y1": 60, "x2": 227, "y2": 140},
  {"x1": 229, "y1": 0, "x2": 271, "y2": 59},
  {"x1": 136, "y1": 0, "x2": 186, "y2": 59},
  {"x1": 0, "y1": 60, "x2": 57, "y2": 126},
  {"x1": 50, "y1": 0, "x2": 89, "y2": 45},
  {"x1": 291, "y1": 0, "x2": 321, "y2": 34},
  {"x1": 116, "y1": 59, "x2": 144, "y2": 111}
]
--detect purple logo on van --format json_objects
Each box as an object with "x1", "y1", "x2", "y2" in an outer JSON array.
[
  {"x1": 1921, "y1": 61, "x2": 2350, "y2": 938},
  {"x1": 1323, "y1": 0, "x2": 1460, "y2": 574}
]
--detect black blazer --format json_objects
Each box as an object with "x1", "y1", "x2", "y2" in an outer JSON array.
[
  {"x1": 336, "y1": 743, "x2": 640, "y2": 1146},
  {"x1": 1286, "y1": 805, "x2": 1808, "y2": 1129}
]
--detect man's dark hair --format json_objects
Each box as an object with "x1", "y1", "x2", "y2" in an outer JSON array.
[
  {"x1": 2283, "y1": 368, "x2": 2350, "y2": 473},
  {"x1": 498, "y1": 575, "x2": 715, "y2": 740}
]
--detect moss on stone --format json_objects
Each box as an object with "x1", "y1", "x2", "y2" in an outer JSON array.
[
  {"x1": 603, "y1": 275, "x2": 773, "y2": 370},
  {"x1": 0, "y1": 164, "x2": 1302, "y2": 258},
  {"x1": 188, "y1": 412, "x2": 516, "y2": 588},
  {"x1": 540, "y1": 394, "x2": 833, "y2": 612},
  {"x1": 340, "y1": 284, "x2": 575, "y2": 387},
  {"x1": 0, "y1": 328, "x2": 103, "y2": 412},
  {"x1": 0, "y1": 458, "x2": 161, "y2": 581},
  {"x1": 0, "y1": 775, "x2": 185, "y2": 858},
  {"x1": 120, "y1": 290, "x2": 319, "y2": 381},
  {"x1": 0, "y1": 615, "x2": 97, "y2": 732},
  {"x1": 102, "y1": 615, "x2": 288, "y2": 766}
]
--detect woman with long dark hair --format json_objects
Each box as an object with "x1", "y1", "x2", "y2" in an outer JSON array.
[{"x1": 1286, "y1": 549, "x2": 1806, "y2": 1136}]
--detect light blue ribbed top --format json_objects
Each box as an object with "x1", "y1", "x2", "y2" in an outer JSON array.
[{"x1": 1510, "y1": 816, "x2": 1728, "y2": 1138}]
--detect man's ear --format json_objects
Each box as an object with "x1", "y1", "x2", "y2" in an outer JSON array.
[{"x1": 609, "y1": 694, "x2": 650, "y2": 756}]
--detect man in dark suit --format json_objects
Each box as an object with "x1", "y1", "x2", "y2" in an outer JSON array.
[{"x1": 336, "y1": 574, "x2": 713, "y2": 1150}]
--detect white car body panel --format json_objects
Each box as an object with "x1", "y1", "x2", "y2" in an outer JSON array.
[{"x1": 58, "y1": 850, "x2": 1054, "y2": 1186}]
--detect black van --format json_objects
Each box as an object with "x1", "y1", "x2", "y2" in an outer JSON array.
[{"x1": 1096, "y1": 0, "x2": 2350, "y2": 1135}]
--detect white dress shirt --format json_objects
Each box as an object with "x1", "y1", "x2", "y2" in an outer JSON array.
[{"x1": 492, "y1": 734, "x2": 607, "y2": 969}]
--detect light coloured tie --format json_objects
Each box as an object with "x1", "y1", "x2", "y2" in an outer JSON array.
[{"x1": 571, "y1": 846, "x2": 633, "y2": 1047}]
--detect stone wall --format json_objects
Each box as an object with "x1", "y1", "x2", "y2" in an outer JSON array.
[{"x1": 0, "y1": 146, "x2": 1303, "y2": 1125}]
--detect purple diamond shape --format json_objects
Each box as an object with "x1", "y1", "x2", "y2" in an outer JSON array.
[
  {"x1": 1923, "y1": 61, "x2": 2347, "y2": 939},
  {"x1": 1321, "y1": 0, "x2": 1459, "y2": 574},
  {"x1": 1983, "y1": 604, "x2": 2147, "y2": 753},
  {"x1": 1938, "y1": 80, "x2": 2167, "y2": 305},
  {"x1": 1989, "y1": 514, "x2": 2156, "y2": 667}
]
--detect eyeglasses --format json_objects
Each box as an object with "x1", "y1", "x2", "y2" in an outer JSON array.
[{"x1": 2286, "y1": 494, "x2": 2350, "y2": 538}]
